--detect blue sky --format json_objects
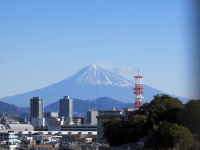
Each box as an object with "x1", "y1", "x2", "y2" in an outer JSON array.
[{"x1": 0, "y1": 0, "x2": 197, "y2": 99}]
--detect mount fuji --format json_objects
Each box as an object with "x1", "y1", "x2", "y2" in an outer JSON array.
[{"x1": 0, "y1": 64, "x2": 188, "y2": 107}]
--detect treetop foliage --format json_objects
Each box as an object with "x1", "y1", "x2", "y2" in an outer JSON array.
[
  {"x1": 148, "y1": 121, "x2": 194, "y2": 149},
  {"x1": 149, "y1": 94, "x2": 184, "y2": 113},
  {"x1": 103, "y1": 94, "x2": 200, "y2": 149}
]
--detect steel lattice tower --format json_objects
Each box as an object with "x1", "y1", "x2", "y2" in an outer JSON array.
[{"x1": 134, "y1": 69, "x2": 144, "y2": 108}]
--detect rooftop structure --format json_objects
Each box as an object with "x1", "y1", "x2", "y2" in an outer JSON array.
[{"x1": 0, "y1": 114, "x2": 34, "y2": 133}]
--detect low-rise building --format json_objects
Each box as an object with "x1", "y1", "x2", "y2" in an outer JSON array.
[
  {"x1": 44, "y1": 112, "x2": 59, "y2": 118},
  {"x1": 47, "y1": 117, "x2": 61, "y2": 131},
  {"x1": 0, "y1": 131, "x2": 18, "y2": 145},
  {"x1": 0, "y1": 131, "x2": 19, "y2": 149},
  {"x1": 61, "y1": 125, "x2": 97, "y2": 131},
  {"x1": 123, "y1": 108, "x2": 135, "y2": 121},
  {"x1": 31, "y1": 118, "x2": 45, "y2": 127},
  {"x1": 73, "y1": 118, "x2": 81, "y2": 125},
  {"x1": 97, "y1": 107, "x2": 122, "y2": 143},
  {"x1": 0, "y1": 114, "x2": 34, "y2": 133}
]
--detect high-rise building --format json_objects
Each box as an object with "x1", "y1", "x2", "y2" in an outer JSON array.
[
  {"x1": 30, "y1": 97, "x2": 44, "y2": 121},
  {"x1": 87, "y1": 110, "x2": 98, "y2": 125},
  {"x1": 59, "y1": 96, "x2": 73, "y2": 124},
  {"x1": 30, "y1": 97, "x2": 45, "y2": 127}
]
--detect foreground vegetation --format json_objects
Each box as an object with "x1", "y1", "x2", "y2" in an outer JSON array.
[{"x1": 103, "y1": 94, "x2": 200, "y2": 149}]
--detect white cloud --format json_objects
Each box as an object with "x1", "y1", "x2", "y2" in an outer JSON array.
[{"x1": 114, "y1": 66, "x2": 134, "y2": 73}]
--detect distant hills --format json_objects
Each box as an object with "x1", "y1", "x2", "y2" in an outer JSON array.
[
  {"x1": 0, "y1": 64, "x2": 189, "y2": 107},
  {"x1": 0, "y1": 97, "x2": 133, "y2": 118},
  {"x1": 0, "y1": 101, "x2": 29, "y2": 120},
  {"x1": 45, "y1": 97, "x2": 133, "y2": 117},
  {"x1": 0, "y1": 95, "x2": 190, "y2": 119}
]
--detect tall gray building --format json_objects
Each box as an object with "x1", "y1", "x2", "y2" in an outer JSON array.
[
  {"x1": 59, "y1": 96, "x2": 73, "y2": 123},
  {"x1": 87, "y1": 110, "x2": 98, "y2": 125},
  {"x1": 30, "y1": 97, "x2": 44, "y2": 125}
]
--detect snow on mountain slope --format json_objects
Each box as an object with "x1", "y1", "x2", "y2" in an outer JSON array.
[
  {"x1": 65, "y1": 64, "x2": 133, "y2": 86},
  {"x1": 0, "y1": 64, "x2": 188, "y2": 107}
]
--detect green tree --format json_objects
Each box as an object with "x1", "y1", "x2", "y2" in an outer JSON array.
[
  {"x1": 103, "y1": 117, "x2": 126, "y2": 146},
  {"x1": 178, "y1": 100, "x2": 200, "y2": 135},
  {"x1": 149, "y1": 94, "x2": 183, "y2": 113},
  {"x1": 103, "y1": 115, "x2": 149, "y2": 146},
  {"x1": 148, "y1": 122, "x2": 194, "y2": 150},
  {"x1": 103, "y1": 95, "x2": 198, "y2": 148},
  {"x1": 127, "y1": 115, "x2": 149, "y2": 143},
  {"x1": 129, "y1": 114, "x2": 147, "y2": 123},
  {"x1": 148, "y1": 94, "x2": 184, "y2": 125}
]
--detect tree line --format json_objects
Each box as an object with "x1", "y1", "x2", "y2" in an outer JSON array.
[{"x1": 103, "y1": 94, "x2": 200, "y2": 149}]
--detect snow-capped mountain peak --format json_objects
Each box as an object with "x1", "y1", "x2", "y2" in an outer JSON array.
[
  {"x1": 91, "y1": 64, "x2": 98, "y2": 69},
  {"x1": 0, "y1": 64, "x2": 189, "y2": 107},
  {"x1": 67, "y1": 64, "x2": 133, "y2": 87}
]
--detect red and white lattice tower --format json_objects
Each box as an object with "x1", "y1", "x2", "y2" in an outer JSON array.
[{"x1": 134, "y1": 68, "x2": 144, "y2": 109}]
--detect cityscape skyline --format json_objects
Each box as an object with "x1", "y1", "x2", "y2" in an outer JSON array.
[
  {"x1": 0, "y1": 1, "x2": 199, "y2": 149},
  {"x1": 0, "y1": 0, "x2": 198, "y2": 100}
]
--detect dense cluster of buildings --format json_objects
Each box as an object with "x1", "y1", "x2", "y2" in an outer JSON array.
[
  {"x1": 0, "y1": 96, "x2": 111, "y2": 149},
  {"x1": 0, "y1": 95, "x2": 140, "y2": 149},
  {"x1": 0, "y1": 70, "x2": 144, "y2": 149},
  {"x1": 30, "y1": 96, "x2": 98, "y2": 129}
]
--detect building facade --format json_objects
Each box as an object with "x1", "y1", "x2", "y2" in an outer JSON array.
[
  {"x1": 61, "y1": 125, "x2": 97, "y2": 131},
  {"x1": 45, "y1": 112, "x2": 59, "y2": 118},
  {"x1": 0, "y1": 131, "x2": 18, "y2": 144},
  {"x1": 59, "y1": 96, "x2": 73, "y2": 124},
  {"x1": 87, "y1": 110, "x2": 98, "y2": 125},
  {"x1": 30, "y1": 97, "x2": 45, "y2": 127},
  {"x1": 31, "y1": 118, "x2": 45, "y2": 127},
  {"x1": 30, "y1": 97, "x2": 44, "y2": 120},
  {"x1": 47, "y1": 117, "x2": 61, "y2": 131},
  {"x1": 97, "y1": 109, "x2": 122, "y2": 143}
]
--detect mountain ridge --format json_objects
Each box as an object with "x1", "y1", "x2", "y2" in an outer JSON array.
[
  {"x1": 45, "y1": 96, "x2": 133, "y2": 117},
  {"x1": 50, "y1": 64, "x2": 133, "y2": 87},
  {"x1": 0, "y1": 64, "x2": 189, "y2": 107},
  {"x1": 0, "y1": 101, "x2": 29, "y2": 119},
  {"x1": 0, "y1": 96, "x2": 133, "y2": 118}
]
